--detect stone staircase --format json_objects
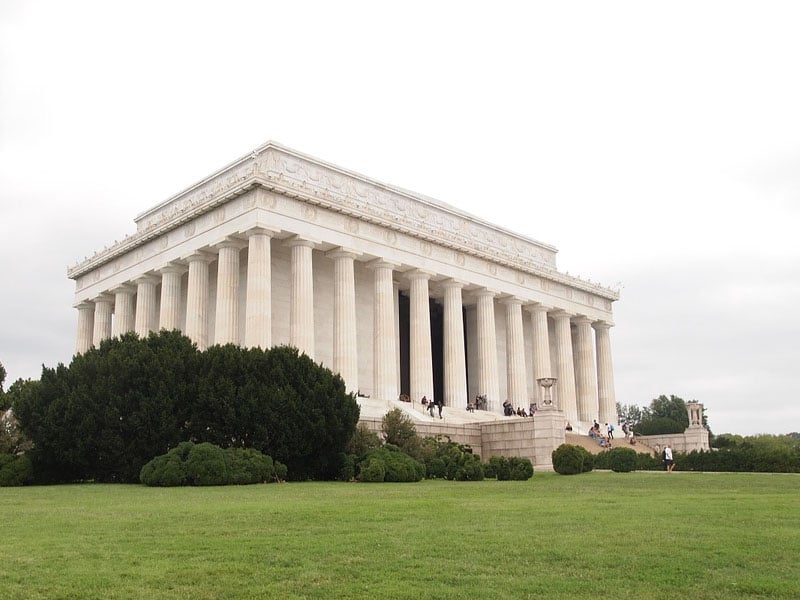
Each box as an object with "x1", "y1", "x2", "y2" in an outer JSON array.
[{"x1": 566, "y1": 432, "x2": 656, "y2": 456}]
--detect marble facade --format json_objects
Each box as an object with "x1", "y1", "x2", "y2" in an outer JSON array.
[{"x1": 68, "y1": 142, "x2": 620, "y2": 430}]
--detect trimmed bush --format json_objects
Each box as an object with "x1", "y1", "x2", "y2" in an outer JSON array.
[
  {"x1": 508, "y1": 457, "x2": 534, "y2": 480},
  {"x1": 484, "y1": 456, "x2": 534, "y2": 480},
  {"x1": 358, "y1": 445, "x2": 424, "y2": 482},
  {"x1": 140, "y1": 442, "x2": 279, "y2": 486},
  {"x1": 419, "y1": 437, "x2": 483, "y2": 481},
  {"x1": 552, "y1": 444, "x2": 593, "y2": 475},
  {"x1": 359, "y1": 458, "x2": 386, "y2": 482},
  {"x1": 605, "y1": 447, "x2": 638, "y2": 472},
  {"x1": 0, "y1": 454, "x2": 33, "y2": 486}
]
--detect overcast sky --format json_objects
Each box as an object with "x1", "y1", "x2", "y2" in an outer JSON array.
[{"x1": 1, "y1": 1, "x2": 798, "y2": 435}]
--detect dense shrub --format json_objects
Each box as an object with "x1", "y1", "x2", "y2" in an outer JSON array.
[
  {"x1": 381, "y1": 409, "x2": 420, "y2": 458},
  {"x1": 0, "y1": 454, "x2": 33, "y2": 486},
  {"x1": 484, "y1": 456, "x2": 533, "y2": 480},
  {"x1": 358, "y1": 445, "x2": 424, "y2": 482},
  {"x1": 418, "y1": 437, "x2": 483, "y2": 481},
  {"x1": 605, "y1": 447, "x2": 638, "y2": 472},
  {"x1": 13, "y1": 333, "x2": 359, "y2": 483},
  {"x1": 552, "y1": 444, "x2": 593, "y2": 475},
  {"x1": 636, "y1": 416, "x2": 686, "y2": 436},
  {"x1": 140, "y1": 442, "x2": 278, "y2": 486},
  {"x1": 359, "y1": 458, "x2": 386, "y2": 482},
  {"x1": 595, "y1": 449, "x2": 661, "y2": 471}
]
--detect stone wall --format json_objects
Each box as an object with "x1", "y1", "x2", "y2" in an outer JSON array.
[
  {"x1": 358, "y1": 411, "x2": 565, "y2": 472},
  {"x1": 638, "y1": 428, "x2": 710, "y2": 454}
]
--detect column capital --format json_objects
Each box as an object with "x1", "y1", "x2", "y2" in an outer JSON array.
[
  {"x1": 572, "y1": 315, "x2": 594, "y2": 326},
  {"x1": 471, "y1": 287, "x2": 499, "y2": 300},
  {"x1": 592, "y1": 320, "x2": 615, "y2": 331},
  {"x1": 157, "y1": 263, "x2": 187, "y2": 276},
  {"x1": 439, "y1": 278, "x2": 467, "y2": 290},
  {"x1": 132, "y1": 274, "x2": 159, "y2": 286},
  {"x1": 326, "y1": 247, "x2": 362, "y2": 261},
  {"x1": 284, "y1": 235, "x2": 319, "y2": 249},
  {"x1": 183, "y1": 250, "x2": 216, "y2": 264},
  {"x1": 405, "y1": 268, "x2": 436, "y2": 282},
  {"x1": 243, "y1": 225, "x2": 280, "y2": 238},
  {"x1": 110, "y1": 284, "x2": 136, "y2": 295},
  {"x1": 367, "y1": 258, "x2": 400, "y2": 271},
  {"x1": 74, "y1": 300, "x2": 95, "y2": 310},
  {"x1": 93, "y1": 293, "x2": 114, "y2": 304},
  {"x1": 499, "y1": 295, "x2": 523, "y2": 307},
  {"x1": 550, "y1": 309, "x2": 574, "y2": 320},
  {"x1": 212, "y1": 236, "x2": 248, "y2": 251},
  {"x1": 524, "y1": 302, "x2": 551, "y2": 314}
]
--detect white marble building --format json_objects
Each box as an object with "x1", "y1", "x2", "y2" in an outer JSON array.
[{"x1": 68, "y1": 142, "x2": 620, "y2": 429}]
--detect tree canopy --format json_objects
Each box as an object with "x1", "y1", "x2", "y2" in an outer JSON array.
[
  {"x1": 617, "y1": 394, "x2": 699, "y2": 436},
  {"x1": 11, "y1": 331, "x2": 360, "y2": 483}
]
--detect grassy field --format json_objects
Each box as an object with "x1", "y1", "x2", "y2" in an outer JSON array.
[{"x1": 1, "y1": 472, "x2": 799, "y2": 599}]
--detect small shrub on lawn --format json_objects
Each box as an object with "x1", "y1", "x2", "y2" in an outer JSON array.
[
  {"x1": 484, "y1": 456, "x2": 533, "y2": 480},
  {"x1": 418, "y1": 436, "x2": 483, "y2": 481},
  {"x1": 605, "y1": 447, "x2": 638, "y2": 472},
  {"x1": 359, "y1": 458, "x2": 386, "y2": 482},
  {"x1": 552, "y1": 444, "x2": 593, "y2": 475},
  {"x1": 140, "y1": 442, "x2": 279, "y2": 486},
  {"x1": 358, "y1": 445, "x2": 424, "y2": 482}
]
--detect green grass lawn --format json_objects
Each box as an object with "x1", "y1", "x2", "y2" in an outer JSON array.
[{"x1": 1, "y1": 472, "x2": 798, "y2": 599}]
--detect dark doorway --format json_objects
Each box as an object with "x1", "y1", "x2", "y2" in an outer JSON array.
[{"x1": 397, "y1": 294, "x2": 445, "y2": 405}]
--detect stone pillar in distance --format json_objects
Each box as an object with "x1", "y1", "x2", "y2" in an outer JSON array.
[
  {"x1": 474, "y1": 289, "x2": 500, "y2": 412},
  {"x1": 442, "y1": 279, "x2": 467, "y2": 409},
  {"x1": 328, "y1": 248, "x2": 360, "y2": 394}
]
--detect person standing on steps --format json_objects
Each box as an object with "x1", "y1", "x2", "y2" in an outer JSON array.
[{"x1": 437, "y1": 397, "x2": 443, "y2": 419}]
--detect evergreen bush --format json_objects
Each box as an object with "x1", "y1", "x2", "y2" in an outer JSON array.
[
  {"x1": 605, "y1": 447, "x2": 638, "y2": 472},
  {"x1": 140, "y1": 442, "x2": 279, "y2": 486},
  {"x1": 552, "y1": 444, "x2": 593, "y2": 475},
  {"x1": 0, "y1": 454, "x2": 33, "y2": 486},
  {"x1": 359, "y1": 458, "x2": 386, "y2": 482},
  {"x1": 358, "y1": 445, "x2": 424, "y2": 482}
]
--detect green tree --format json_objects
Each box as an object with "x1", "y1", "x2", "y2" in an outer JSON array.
[
  {"x1": 633, "y1": 395, "x2": 692, "y2": 435},
  {"x1": 616, "y1": 402, "x2": 643, "y2": 429},
  {"x1": 190, "y1": 344, "x2": 360, "y2": 481},
  {"x1": 381, "y1": 408, "x2": 420, "y2": 458},
  {"x1": 13, "y1": 331, "x2": 200, "y2": 483}
]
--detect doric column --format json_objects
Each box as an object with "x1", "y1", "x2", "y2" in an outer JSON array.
[
  {"x1": 92, "y1": 295, "x2": 114, "y2": 347},
  {"x1": 371, "y1": 260, "x2": 398, "y2": 402},
  {"x1": 328, "y1": 249, "x2": 360, "y2": 393},
  {"x1": 285, "y1": 236, "x2": 316, "y2": 359},
  {"x1": 525, "y1": 303, "x2": 552, "y2": 406},
  {"x1": 552, "y1": 310, "x2": 578, "y2": 424},
  {"x1": 244, "y1": 228, "x2": 276, "y2": 349},
  {"x1": 442, "y1": 279, "x2": 467, "y2": 408},
  {"x1": 573, "y1": 316, "x2": 599, "y2": 423},
  {"x1": 134, "y1": 275, "x2": 159, "y2": 338},
  {"x1": 75, "y1": 302, "x2": 94, "y2": 354},
  {"x1": 474, "y1": 289, "x2": 500, "y2": 411},
  {"x1": 593, "y1": 321, "x2": 617, "y2": 426},
  {"x1": 407, "y1": 270, "x2": 434, "y2": 404},
  {"x1": 502, "y1": 297, "x2": 528, "y2": 408},
  {"x1": 158, "y1": 264, "x2": 185, "y2": 332},
  {"x1": 213, "y1": 239, "x2": 247, "y2": 346},
  {"x1": 185, "y1": 252, "x2": 214, "y2": 350},
  {"x1": 111, "y1": 285, "x2": 135, "y2": 337}
]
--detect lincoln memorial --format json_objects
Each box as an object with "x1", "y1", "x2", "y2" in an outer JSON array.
[{"x1": 68, "y1": 142, "x2": 620, "y2": 467}]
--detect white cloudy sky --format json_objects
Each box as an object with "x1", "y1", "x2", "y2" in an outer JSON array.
[{"x1": 1, "y1": 1, "x2": 798, "y2": 435}]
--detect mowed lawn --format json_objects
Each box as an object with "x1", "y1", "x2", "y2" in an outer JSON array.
[{"x1": 1, "y1": 472, "x2": 799, "y2": 599}]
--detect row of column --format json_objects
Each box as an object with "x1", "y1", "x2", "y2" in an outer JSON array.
[{"x1": 75, "y1": 235, "x2": 616, "y2": 424}]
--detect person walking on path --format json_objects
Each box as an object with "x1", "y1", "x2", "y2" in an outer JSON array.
[{"x1": 665, "y1": 444, "x2": 675, "y2": 472}]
